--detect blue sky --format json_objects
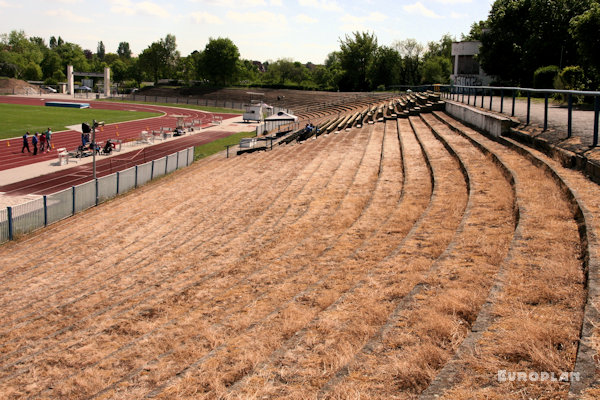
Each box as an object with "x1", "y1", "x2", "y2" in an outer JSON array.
[{"x1": 0, "y1": 0, "x2": 494, "y2": 64}]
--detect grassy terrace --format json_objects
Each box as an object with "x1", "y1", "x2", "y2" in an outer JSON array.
[
  {"x1": 0, "y1": 103, "x2": 161, "y2": 140},
  {"x1": 0, "y1": 94, "x2": 597, "y2": 399},
  {"x1": 101, "y1": 99, "x2": 242, "y2": 114},
  {"x1": 193, "y1": 130, "x2": 256, "y2": 160}
]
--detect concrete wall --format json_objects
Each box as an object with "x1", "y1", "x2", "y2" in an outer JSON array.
[
  {"x1": 445, "y1": 100, "x2": 513, "y2": 137},
  {"x1": 450, "y1": 41, "x2": 492, "y2": 86}
]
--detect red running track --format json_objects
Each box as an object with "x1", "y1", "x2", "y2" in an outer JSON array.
[
  {"x1": 0, "y1": 96, "x2": 239, "y2": 171},
  {"x1": 0, "y1": 129, "x2": 238, "y2": 196}
]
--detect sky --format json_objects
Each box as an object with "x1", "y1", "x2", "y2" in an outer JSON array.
[{"x1": 0, "y1": 0, "x2": 495, "y2": 64}]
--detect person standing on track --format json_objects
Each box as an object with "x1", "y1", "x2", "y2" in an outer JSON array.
[
  {"x1": 45, "y1": 127, "x2": 52, "y2": 152},
  {"x1": 39, "y1": 131, "x2": 46, "y2": 153},
  {"x1": 21, "y1": 131, "x2": 31, "y2": 153},
  {"x1": 32, "y1": 132, "x2": 38, "y2": 155}
]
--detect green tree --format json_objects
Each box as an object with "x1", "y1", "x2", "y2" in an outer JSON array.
[
  {"x1": 237, "y1": 59, "x2": 259, "y2": 85},
  {"x1": 394, "y1": 38, "x2": 424, "y2": 86},
  {"x1": 570, "y1": 2, "x2": 600, "y2": 86},
  {"x1": 97, "y1": 41, "x2": 105, "y2": 60},
  {"x1": 421, "y1": 56, "x2": 451, "y2": 84},
  {"x1": 23, "y1": 62, "x2": 42, "y2": 80},
  {"x1": 110, "y1": 59, "x2": 128, "y2": 84},
  {"x1": 0, "y1": 30, "x2": 44, "y2": 78},
  {"x1": 139, "y1": 42, "x2": 166, "y2": 83},
  {"x1": 54, "y1": 41, "x2": 89, "y2": 72},
  {"x1": 369, "y1": 46, "x2": 402, "y2": 89},
  {"x1": 138, "y1": 34, "x2": 180, "y2": 83},
  {"x1": 462, "y1": 20, "x2": 488, "y2": 41},
  {"x1": 480, "y1": 0, "x2": 592, "y2": 86},
  {"x1": 41, "y1": 51, "x2": 62, "y2": 80},
  {"x1": 338, "y1": 31, "x2": 378, "y2": 91},
  {"x1": 117, "y1": 41, "x2": 132, "y2": 59},
  {"x1": 199, "y1": 37, "x2": 240, "y2": 86}
]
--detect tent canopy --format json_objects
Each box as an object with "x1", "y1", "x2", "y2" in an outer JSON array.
[{"x1": 264, "y1": 111, "x2": 298, "y2": 122}]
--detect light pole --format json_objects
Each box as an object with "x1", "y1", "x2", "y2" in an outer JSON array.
[
  {"x1": 92, "y1": 119, "x2": 97, "y2": 179},
  {"x1": 91, "y1": 120, "x2": 104, "y2": 179}
]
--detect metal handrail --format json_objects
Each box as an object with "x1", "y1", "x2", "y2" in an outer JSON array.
[{"x1": 433, "y1": 84, "x2": 600, "y2": 147}]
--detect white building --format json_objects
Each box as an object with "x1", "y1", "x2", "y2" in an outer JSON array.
[{"x1": 450, "y1": 41, "x2": 492, "y2": 86}]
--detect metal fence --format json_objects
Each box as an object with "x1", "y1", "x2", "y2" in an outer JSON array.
[
  {"x1": 437, "y1": 85, "x2": 600, "y2": 147},
  {"x1": 118, "y1": 167, "x2": 136, "y2": 194},
  {"x1": 1, "y1": 148, "x2": 194, "y2": 243},
  {"x1": 115, "y1": 94, "x2": 246, "y2": 110},
  {"x1": 152, "y1": 157, "x2": 167, "y2": 179}
]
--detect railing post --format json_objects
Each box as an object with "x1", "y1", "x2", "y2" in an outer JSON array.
[
  {"x1": 72, "y1": 186, "x2": 76, "y2": 215},
  {"x1": 116, "y1": 171, "x2": 120, "y2": 194},
  {"x1": 594, "y1": 96, "x2": 599, "y2": 147},
  {"x1": 7, "y1": 207, "x2": 13, "y2": 241},
  {"x1": 512, "y1": 89, "x2": 516, "y2": 117},
  {"x1": 489, "y1": 89, "x2": 493, "y2": 110},
  {"x1": 151, "y1": 160, "x2": 155, "y2": 180},
  {"x1": 481, "y1": 88, "x2": 484, "y2": 108},
  {"x1": 474, "y1": 88, "x2": 477, "y2": 106},
  {"x1": 135, "y1": 165, "x2": 139, "y2": 188},
  {"x1": 568, "y1": 93, "x2": 573, "y2": 138},
  {"x1": 526, "y1": 91, "x2": 531, "y2": 125},
  {"x1": 544, "y1": 93, "x2": 549, "y2": 131},
  {"x1": 500, "y1": 89, "x2": 504, "y2": 113},
  {"x1": 43, "y1": 195, "x2": 48, "y2": 226},
  {"x1": 95, "y1": 178, "x2": 99, "y2": 206}
]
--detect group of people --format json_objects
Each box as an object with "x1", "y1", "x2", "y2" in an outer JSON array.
[
  {"x1": 304, "y1": 123, "x2": 317, "y2": 133},
  {"x1": 21, "y1": 128, "x2": 52, "y2": 155}
]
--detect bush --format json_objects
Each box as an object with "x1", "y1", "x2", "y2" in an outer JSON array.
[
  {"x1": 556, "y1": 65, "x2": 587, "y2": 91},
  {"x1": 533, "y1": 65, "x2": 560, "y2": 89},
  {"x1": 44, "y1": 77, "x2": 58, "y2": 85},
  {"x1": 554, "y1": 66, "x2": 589, "y2": 103}
]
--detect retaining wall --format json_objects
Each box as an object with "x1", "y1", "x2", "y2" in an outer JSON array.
[{"x1": 446, "y1": 99, "x2": 600, "y2": 186}]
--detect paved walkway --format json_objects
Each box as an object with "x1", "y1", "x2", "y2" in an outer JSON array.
[{"x1": 446, "y1": 94, "x2": 597, "y2": 153}]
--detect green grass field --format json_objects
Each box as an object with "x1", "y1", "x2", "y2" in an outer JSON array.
[
  {"x1": 194, "y1": 131, "x2": 256, "y2": 160},
  {"x1": 0, "y1": 104, "x2": 161, "y2": 140}
]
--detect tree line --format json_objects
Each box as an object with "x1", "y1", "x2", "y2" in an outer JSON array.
[
  {"x1": 0, "y1": 29, "x2": 454, "y2": 92},
  {"x1": 470, "y1": 0, "x2": 600, "y2": 91},
  {"x1": 3, "y1": 0, "x2": 597, "y2": 93}
]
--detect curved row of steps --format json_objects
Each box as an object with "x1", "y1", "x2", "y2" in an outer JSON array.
[{"x1": 0, "y1": 105, "x2": 597, "y2": 399}]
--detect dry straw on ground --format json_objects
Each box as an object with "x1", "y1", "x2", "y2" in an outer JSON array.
[{"x1": 0, "y1": 108, "x2": 595, "y2": 399}]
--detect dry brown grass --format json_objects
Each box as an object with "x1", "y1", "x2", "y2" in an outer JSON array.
[
  {"x1": 424, "y1": 112, "x2": 586, "y2": 400},
  {"x1": 0, "y1": 107, "x2": 595, "y2": 399}
]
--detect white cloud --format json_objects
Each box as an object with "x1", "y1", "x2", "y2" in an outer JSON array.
[
  {"x1": 294, "y1": 13, "x2": 318, "y2": 24},
  {"x1": 109, "y1": 0, "x2": 170, "y2": 18},
  {"x1": 227, "y1": 10, "x2": 288, "y2": 27},
  {"x1": 434, "y1": 0, "x2": 472, "y2": 3},
  {"x1": 339, "y1": 11, "x2": 388, "y2": 30},
  {"x1": 137, "y1": 1, "x2": 169, "y2": 17},
  {"x1": 271, "y1": 0, "x2": 283, "y2": 5},
  {"x1": 56, "y1": 0, "x2": 83, "y2": 3},
  {"x1": 450, "y1": 11, "x2": 467, "y2": 19},
  {"x1": 191, "y1": 11, "x2": 223, "y2": 24},
  {"x1": 0, "y1": 0, "x2": 21, "y2": 7},
  {"x1": 191, "y1": 0, "x2": 267, "y2": 6},
  {"x1": 403, "y1": 2, "x2": 443, "y2": 19},
  {"x1": 46, "y1": 9, "x2": 93, "y2": 23},
  {"x1": 298, "y1": 0, "x2": 342, "y2": 12}
]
